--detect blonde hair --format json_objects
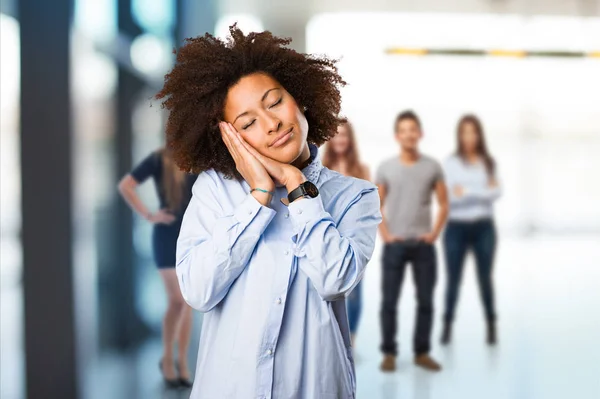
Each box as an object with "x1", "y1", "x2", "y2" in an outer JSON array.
[{"x1": 322, "y1": 120, "x2": 367, "y2": 179}]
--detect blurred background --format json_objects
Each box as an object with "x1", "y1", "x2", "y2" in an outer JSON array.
[{"x1": 1, "y1": 0, "x2": 599, "y2": 398}]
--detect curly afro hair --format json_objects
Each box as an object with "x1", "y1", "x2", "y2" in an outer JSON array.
[{"x1": 155, "y1": 24, "x2": 346, "y2": 178}]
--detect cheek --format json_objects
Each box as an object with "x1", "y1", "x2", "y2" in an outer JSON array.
[
  {"x1": 239, "y1": 131, "x2": 265, "y2": 153},
  {"x1": 293, "y1": 107, "x2": 309, "y2": 137}
]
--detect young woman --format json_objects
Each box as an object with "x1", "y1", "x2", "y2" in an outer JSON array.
[
  {"x1": 118, "y1": 148, "x2": 197, "y2": 388},
  {"x1": 441, "y1": 114, "x2": 501, "y2": 345},
  {"x1": 155, "y1": 26, "x2": 381, "y2": 398},
  {"x1": 322, "y1": 120, "x2": 371, "y2": 348}
]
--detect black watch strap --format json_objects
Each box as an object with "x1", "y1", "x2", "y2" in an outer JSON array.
[
  {"x1": 287, "y1": 185, "x2": 306, "y2": 204},
  {"x1": 287, "y1": 181, "x2": 318, "y2": 204}
]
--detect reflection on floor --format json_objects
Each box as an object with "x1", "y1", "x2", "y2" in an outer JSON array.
[
  {"x1": 84, "y1": 338, "x2": 197, "y2": 399},
  {"x1": 3, "y1": 235, "x2": 599, "y2": 399},
  {"x1": 84, "y1": 235, "x2": 600, "y2": 399}
]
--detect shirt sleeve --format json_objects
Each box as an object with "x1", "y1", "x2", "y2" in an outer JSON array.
[
  {"x1": 130, "y1": 151, "x2": 159, "y2": 183},
  {"x1": 446, "y1": 157, "x2": 502, "y2": 205},
  {"x1": 287, "y1": 186, "x2": 382, "y2": 301},
  {"x1": 464, "y1": 167, "x2": 502, "y2": 202},
  {"x1": 374, "y1": 163, "x2": 387, "y2": 187},
  {"x1": 176, "y1": 172, "x2": 277, "y2": 312}
]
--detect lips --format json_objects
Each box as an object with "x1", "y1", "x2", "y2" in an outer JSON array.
[{"x1": 270, "y1": 127, "x2": 294, "y2": 147}]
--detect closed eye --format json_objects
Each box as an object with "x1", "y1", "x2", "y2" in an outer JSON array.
[
  {"x1": 242, "y1": 120, "x2": 255, "y2": 130},
  {"x1": 269, "y1": 98, "x2": 282, "y2": 108}
]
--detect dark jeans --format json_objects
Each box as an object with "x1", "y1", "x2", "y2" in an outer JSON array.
[
  {"x1": 347, "y1": 281, "x2": 362, "y2": 334},
  {"x1": 443, "y1": 219, "x2": 497, "y2": 323},
  {"x1": 380, "y1": 241, "x2": 437, "y2": 356}
]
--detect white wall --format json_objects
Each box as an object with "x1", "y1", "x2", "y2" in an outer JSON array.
[
  {"x1": 218, "y1": 0, "x2": 600, "y2": 21},
  {"x1": 307, "y1": 13, "x2": 600, "y2": 233}
]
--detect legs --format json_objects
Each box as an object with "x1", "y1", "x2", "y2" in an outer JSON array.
[
  {"x1": 380, "y1": 243, "x2": 408, "y2": 357},
  {"x1": 473, "y1": 220, "x2": 497, "y2": 326},
  {"x1": 159, "y1": 268, "x2": 193, "y2": 380},
  {"x1": 347, "y1": 281, "x2": 362, "y2": 345},
  {"x1": 176, "y1": 303, "x2": 194, "y2": 379},
  {"x1": 411, "y1": 243, "x2": 437, "y2": 356},
  {"x1": 442, "y1": 222, "x2": 469, "y2": 326}
]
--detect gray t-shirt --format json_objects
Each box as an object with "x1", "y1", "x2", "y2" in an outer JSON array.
[{"x1": 375, "y1": 154, "x2": 444, "y2": 238}]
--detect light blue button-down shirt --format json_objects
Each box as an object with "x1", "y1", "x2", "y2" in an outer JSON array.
[
  {"x1": 176, "y1": 144, "x2": 381, "y2": 399},
  {"x1": 444, "y1": 155, "x2": 502, "y2": 221}
]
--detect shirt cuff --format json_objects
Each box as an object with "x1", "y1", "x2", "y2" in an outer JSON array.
[
  {"x1": 233, "y1": 193, "x2": 277, "y2": 230},
  {"x1": 287, "y1": 195, "x2": 327, "y2": 233}
]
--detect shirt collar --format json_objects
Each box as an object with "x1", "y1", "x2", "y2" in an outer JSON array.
[{"x1": 301, "y1": 143, "x2": 323, "y2": 183}]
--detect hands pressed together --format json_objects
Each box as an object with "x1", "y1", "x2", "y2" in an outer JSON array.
[{"x1": 219, "y1": 122, "x2": 306, "y2": 206}]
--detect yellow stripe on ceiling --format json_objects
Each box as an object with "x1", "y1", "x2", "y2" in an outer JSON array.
[
  {"x1": 385, "y1": 48, "x2": 427, "y2": 56},
  {"x1": 488, "y1": 50, "x2": 527, "y2": 58}
]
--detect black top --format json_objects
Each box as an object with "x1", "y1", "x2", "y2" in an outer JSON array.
[{"x1": 130, "y1": 150, "x2": 197, "y2": 217}]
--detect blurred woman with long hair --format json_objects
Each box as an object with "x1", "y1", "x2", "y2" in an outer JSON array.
[
  {"x1": 322, "y1": 120, "x2": 371, "y2": 347},
  {"x1": 118, "y1": 148, "x2": 197, "y2": 388},
  {"x1": 441, "y1": 115, "x2": 501, "y2": 345}
]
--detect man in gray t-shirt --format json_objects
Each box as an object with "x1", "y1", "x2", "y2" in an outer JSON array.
[
  {"x1": 376, "y1": 155, "x2": 443, "y2": 239},
  {"x1": 376, "y1": 110, "x2": 448, "y2": 373}
]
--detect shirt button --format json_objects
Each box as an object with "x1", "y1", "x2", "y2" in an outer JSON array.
[
  {"x1": 247, "y1": 209, "x2": 252, "y2": 215},
  {"x1": 276, "y1": 298, "x2": 282, "y2": 304},
  {"x1": 284, "y1": 250, "x2": 289, "y2": 255},
  {"x1": 266, "y1": 349, "x2": 273, "y2": 356},
  {"x1": 297, "y1": 209, "x2": 302, "y2": 214},
  {"x1": 284, "y1": 213, "x2": 289, "y2": 218}
]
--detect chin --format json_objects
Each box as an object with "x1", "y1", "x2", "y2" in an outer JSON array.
[{"x1": 268, "y1": 139, "x2": 304, "y2": 164}]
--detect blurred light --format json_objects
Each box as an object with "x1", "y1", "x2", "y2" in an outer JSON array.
[
  {"x1": 215, "y1": 14, "x2": 264, "y2": 40},
  {"x1": 0, "y1": 13, "x2": 19, "y2": 120},
  {"x1": 72, "y1": 45, "x2": 118, "y2": 100},
  {"x1": 130, "y1": 33, "x2": 173, "y2": 78},
  {"x1": 132, "y1": 0, "x2": 174, "y2": 34},
  {"x1": 74, "y1": 0, "x2": 117, "y2": 42}
]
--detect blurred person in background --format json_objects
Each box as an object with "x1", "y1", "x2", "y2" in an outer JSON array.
[
  {"x1": 376, "y1": 110, "x2": 448, "y2": 372},
  {"x1": 155, "y1": 25, "x2": 381, "y2": 398},
  {"x1": 322, "y1": 120, "x2": 371, "y2": 347},
  {"x1": 441, "y1": 114, "x2": 501, "y2": 346},
  {"x1": 118, "y1": 148, "x2": 197, "y2": 388}
]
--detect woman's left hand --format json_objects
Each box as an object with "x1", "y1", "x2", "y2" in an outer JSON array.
[{"x1": 232, "y1": 130, "x2": 306, "y2": 191}]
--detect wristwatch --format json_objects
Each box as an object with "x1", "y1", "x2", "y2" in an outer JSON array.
[{"x1": 287, "y1": 181, "x2": 319, "y2": 203}]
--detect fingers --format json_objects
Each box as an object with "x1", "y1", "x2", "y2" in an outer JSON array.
[
  {"x1": 219, "y1": 123, "x2": 239, "y2": 161},
  {"x1": 226, "y1": 124, "x2": 244, "y2": 149},
  {"x1": 234, "y1": 130, "x2": 264, "y2": 161}
]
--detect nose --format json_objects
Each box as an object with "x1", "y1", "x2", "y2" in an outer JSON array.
[{"x1": 265, "y1": 113, "x2": 282, "y2": 135}]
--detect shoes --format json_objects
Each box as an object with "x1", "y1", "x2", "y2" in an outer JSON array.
[
  {"x1": 178, "y1": 377, "x2": 193, "y2": 388},
  {"x1": 159, "y1": 359, "x2": 181, "y2": 388},
  {"x1": 414, "y1": 354, "x2": 442, "y2": 371},
  {"x1": 175, "y1": 362, "x2": 193, "y2": 388},
  {"x1": 380, "y1": 354, "x2": 396, "y2": 372},
  {"x1": 441, "y1": 322, "x2": 452, "y2": 345}
]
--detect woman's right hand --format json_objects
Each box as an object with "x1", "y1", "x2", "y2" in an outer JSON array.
[
  {"x1": 149, "y1": 209, "x2": 176, "y2": 225},
  {"x1": 220, "y1": 122, "x2": 274, "y2": 192}
]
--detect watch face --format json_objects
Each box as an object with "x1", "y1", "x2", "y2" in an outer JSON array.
[{"x1": 303, "y1": 182, "x2": 319, "y2": 198}]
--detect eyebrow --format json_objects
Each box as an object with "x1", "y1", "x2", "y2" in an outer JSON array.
[{"x1": 232, "y1": 87, "x2": 281, "y2": 124}]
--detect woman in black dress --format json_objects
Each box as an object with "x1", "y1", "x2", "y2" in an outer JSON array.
[{"x1": 118, "y1": 147, "x2": 196, "y2": 388}]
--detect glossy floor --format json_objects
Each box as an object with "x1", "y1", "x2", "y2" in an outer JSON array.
[{"x1": 2, "y1": 235, "x2": 599, "y2": 398}]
